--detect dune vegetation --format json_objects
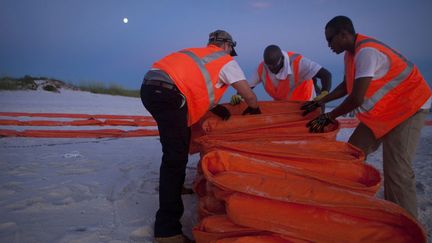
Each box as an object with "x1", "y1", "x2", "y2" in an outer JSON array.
[{"x1": 0, "y1": 75, "x2": 140, "y2": 98}]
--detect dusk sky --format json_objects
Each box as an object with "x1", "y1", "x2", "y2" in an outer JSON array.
[{"x1": 1, "y1": 0, "x2": 431, "y2": 101}]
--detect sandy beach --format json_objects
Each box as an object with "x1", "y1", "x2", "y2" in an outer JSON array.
[{"x1": 0, "y1": 89, "x2": 430, "y2": 242}]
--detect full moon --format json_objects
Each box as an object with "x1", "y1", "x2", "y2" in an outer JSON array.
[{"x1": 123, "y1": 17, "x2": 128, "y2": 24}]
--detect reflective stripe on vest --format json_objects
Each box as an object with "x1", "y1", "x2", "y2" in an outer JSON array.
[
  {"x1": 287, "y1": 53, "x2": 300, "y2": 97},
  {"x1": 354, "y1": 39, "x2": 414, "y2": 113},
  {"x1": 261, "y1": 53, "x2": 300, "y2": 98},
  {"x1": 179, "y1": 50, "x2": 227, "y2": 108}
]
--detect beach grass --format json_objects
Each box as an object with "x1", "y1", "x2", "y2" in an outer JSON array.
[{"x1": 76, "y1": 82, "x2": 139, "y2": 97}]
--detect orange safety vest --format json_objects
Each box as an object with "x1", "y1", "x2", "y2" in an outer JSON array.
[
  {"x1": 345, "y1": 34, "x2": 431, "y2": 138},
  {"x1": 257, "y1": 52, "x2": 314, "y2": 101},
  {"x1": 153, "y1": 45, "x2": 233, "y2": 126}
]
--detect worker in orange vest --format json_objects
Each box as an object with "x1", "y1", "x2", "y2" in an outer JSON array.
[
  {"x1": 140, "y1": 30, "x2": 261, "y2": 243},
  {"x1": 230, "y1": 44, "x2": 332, "y2": 105},
  {"x1": 302, "y1": 16, "x2": 432, "y2": 218}
]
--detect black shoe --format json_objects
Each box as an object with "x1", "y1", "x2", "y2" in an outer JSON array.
[{"x1": 154, "y1": 234, "x2": 194, "y2": 243}]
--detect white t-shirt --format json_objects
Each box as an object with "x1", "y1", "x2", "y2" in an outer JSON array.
[
  {"x1": 354, "y1": 47, "x2": 431, "y2": 109},
  {"x1": 215, "y1": 60, "x2": 246, "y2": 88},
  {"x1": 152, "y1": 59, "x2": 245, "y2": 89},
  {"x1": 250, "y1": 51, "x2": 322, "y2": 89}
]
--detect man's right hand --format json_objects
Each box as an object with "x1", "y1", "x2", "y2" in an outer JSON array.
[
  {"x1": 230, "y1": 94, "x2": 243, "y2": 105},
  {"x1": 300, "y1": 100, "x2": 321, "y2": 116},
  {"x1": 210, "y1": 104, "x2": 231, "y2": 120},
  {"x1": 242, "y1": 106, "x2": 261, "y2": 115},
  {"x1": 306, "y1": 112, "x2": 335, "y2": 133}
]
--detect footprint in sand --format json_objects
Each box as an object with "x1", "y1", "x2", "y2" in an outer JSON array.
[
  {"x1": 63, "y1": 151, "x2": 82, "y2": 159},
  {"x1": 130, "y1": 225, "x2": 153, "y2": 241},
  {"x1": 416, "y1": 182, "x2": 425, "y2": 195},
  {"x1": 138, "y1": 180, "x2": 159, "y2": 194}
]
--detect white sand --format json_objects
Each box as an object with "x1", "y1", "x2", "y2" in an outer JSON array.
[{"x1": 0, "y1": 89, "x2": 430, "y2": 242}]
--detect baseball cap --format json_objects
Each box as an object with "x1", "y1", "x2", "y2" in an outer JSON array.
[{"x1": 208, "y1": 30, "x2": 237, "y2": 56}]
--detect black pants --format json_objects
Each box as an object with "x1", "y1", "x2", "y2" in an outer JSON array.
[{"x1": 140, "y1": 82, "x2": 191, "y2": 237}]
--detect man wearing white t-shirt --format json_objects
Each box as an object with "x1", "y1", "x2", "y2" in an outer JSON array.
[
  {"x1": 230, "y1": 45, "x2": 332, "y2": 105},
  {"x1": 303, "y1": 16, "x2": 431, "y2": 218},
  {"x1": 140, "y1": 30, "x2": 261, "y2": 242}
]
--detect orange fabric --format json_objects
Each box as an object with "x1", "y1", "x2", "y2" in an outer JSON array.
[
  {"x1": 193, "y1": 151, "x2": 425, "y2": 242},
  {"x1": 189, "y1": 101, "x2": 338, "y2": 154},
  {"x1": 0, "y1": 129, "x2": 158, "y2": 138},
  {"x1": 217, "y1": 235, "x2": 306, "y2": 243},
  {"x1": 226, "y1": 193, "x2": 425, "y2": 243},
  {"x1": 344, "y1": 34, "x2": 432, "y2": 138},
  {"x1": 197, "y1": 194, "x2": 226, "y2": 219},
  {"x1": 0, "y1": 112, "x2": 158, "y2": 138},
  {"x1": 194, "y1": 143, "x2": 377, "y2": 224},
  {"x1": 201, "y1": 149, "x2": 379, "y2": 196},
  {"x1": 193, "y1": 215, "x2": 306, "y2": 243},
  {"x1": 153, "y1": 45, "x2": 233, "y2": 126},
  {"x1": 0, "y1": 118, "x2": 156, "y2": 127},
  {"x1": 194, "y1": 141, "x2": 380, "y2": 231},
  {"x1": 191, "y1": 101, "x2": 426, "y2": 242},
  {"x1": 193, "y1": 120, "x2": 338, "y2": 153},
  {"x1": 193, "y1": 215, "x2": 268, "y2": 243},
  {"x1": 0, "y1": 112, "x2": 152, "y2": 120},
  {"x1": 195, "y1": 150, "x2": 425, "y2": 242},
  {"x1": 257, "y1": 52, "x2": 314, "y2": 101},
  {"x1": 200, "y1": 112, "x2": 322, "y2": 134}
]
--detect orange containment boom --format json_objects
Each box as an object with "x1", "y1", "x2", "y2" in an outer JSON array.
[
  {"x1": 199, "y1": 146, "x2": 380, "y2": 195},
  {"x1": 196, "y1": 150, "x2": 425, "y2": 242},
  {"x1": 193, "y1": 215, "x2": 308, "y2": 243},
  {"x1": 191, "y1": 101, "x2": 426, "y2": 242},
  {"x1": 0, "y1": 128, "x2": 158, "y2": 138},
  {"x1": 0, "y1": 118, "x2": 156, "y2": 126},
  {"x1": 189, "y1": 101, "x2": 339, "y2": 154},
  {"x1": 226, "y1": 193, "x2": 425, "y2": 243},
  {"x1": 0, "y1": 112, "x2": 153, "y2": 120},
  {"x1": 0, "y1": 112, "x2": 158, "y2": 138}
]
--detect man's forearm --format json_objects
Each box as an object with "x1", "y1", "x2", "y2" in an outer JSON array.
[
  {"x1": 316, "y1": 68, "x2": 332, "y2": 92},
  {"x1": 328, "y1": 76, "x2": 371, "y2": 119},
  {"x1": 232, "y1": 80, "x2": 259, "y2": 108},
  {"x1": 320, "y1": 81, "x2": 347, "y2": 104},
  {"x1": 328, "y1": 95, "x2": 361, "y2": 119},
  {"x1": 243, "y1": 94, "x2": 258, "y2": 108}
]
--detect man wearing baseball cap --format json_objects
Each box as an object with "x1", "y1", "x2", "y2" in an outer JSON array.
[
  {"x1": 140, "y1": 29, "x2": 260, "y2": 242},
  {"x1": 208, "y1": 29, "x2": 238, "y2": 56}
]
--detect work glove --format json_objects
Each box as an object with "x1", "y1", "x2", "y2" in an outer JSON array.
[
  {"x1": 306, "y1": 112, "x2": 335, "y2": 133},
  {"x1": 242, "y1": 106, "x2": 261, "y2": 115},
  {"x1": 210, "y1": 104, "x2": 231, "y2": 120},
  {"x1": 300, "y1": 100, "x2": 321, "y2": 116},
  {"x1": 313, "y1": 90, "x2": 329, "y2": 102},
  {"x1": 230, "y1": 94, "x2": 243, "y2": 105}
]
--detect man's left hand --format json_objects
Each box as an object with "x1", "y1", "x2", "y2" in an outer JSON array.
[{"x1": 300, "y1": 100, "x2": 321, "y2": 116}]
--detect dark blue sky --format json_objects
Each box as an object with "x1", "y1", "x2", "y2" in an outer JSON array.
[{"x1": 1, "y1": 0, "x2": 431, "y2": 102}]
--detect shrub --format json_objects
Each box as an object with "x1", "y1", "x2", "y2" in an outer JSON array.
[
  {"x1": 43, "y1": 84, "x2": 59, "y2": 92},
  {"x1": 0, "y1": 76, "x2": 37, "y2": 90}
]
